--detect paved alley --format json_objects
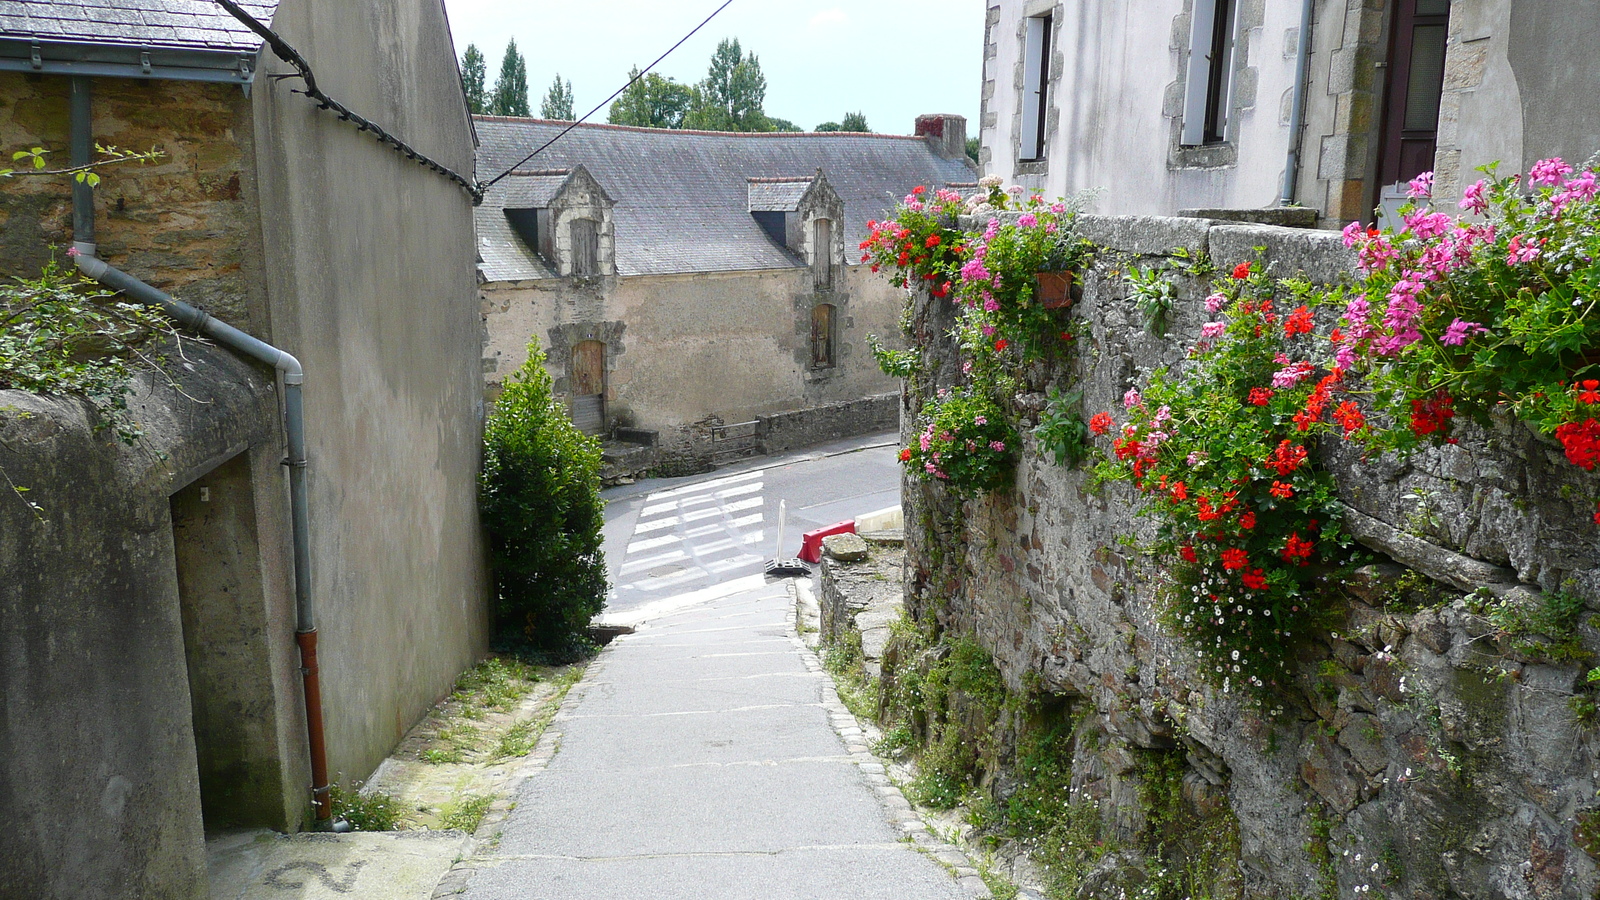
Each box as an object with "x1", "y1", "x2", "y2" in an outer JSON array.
[{"x1": 456, "y1": 577, "x2": 977, "y2": 900}]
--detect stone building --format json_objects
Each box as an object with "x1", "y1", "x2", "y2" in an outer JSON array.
[
  {"x1": 978, "y1": 0, "x2": 1600, "y2": 225},
  {"x1": 0, "y1": 1, "x2": 487, "y2": 897},
  {"x1": 474, "y1": 115, "x2": 976, "y2": 466}
]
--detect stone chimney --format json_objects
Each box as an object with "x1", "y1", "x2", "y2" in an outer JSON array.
[{"x1": 914, "y1": 114, "x2": 968, "y2": 161}]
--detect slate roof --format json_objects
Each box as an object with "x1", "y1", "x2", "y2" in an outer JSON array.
[
  {"x1": 499, "y1": 170, "x2": 572, "y2": 209},
  {"x1": 0, "y1": 0, "x2": 277, "y2": 53},
  {"x1": 474, "y1": 118, "x2": 976, "y2": 280},
  {"x1": 747, "y1": 178, "x2": 813, "y2": 213}
]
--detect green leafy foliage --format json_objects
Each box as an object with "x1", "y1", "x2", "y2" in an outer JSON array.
[
  {"x1": 866, "y1": 333, "x2": 918, "y2": 378},
  {"x1": 480, "y1": 345, "x2": 606, "y2": 661},
  {"x1": 608, "y1": 69, "x2": 694, "y2": 129},
  {"x1": 329, "y1": 782, "x2": 403, "y2": 831},
  {"x1": 460, "y1": 45, "x2": 489, "y2": 115},
  {"x1": 0, "y1": 260, "x2": 171, "y2": 444},
  {"x1": 1035, "y1": 388, "x2": 1090, "y2": 467},
  {"x1": 683, "y1": 38, "x2": 770, "y2": 132},
  {"x1": 905, "y1": 388, "x2": 1018, "y2": 497},
  {"x1": 540, "y1": 74, "x2": 575, "y2": 120},
  {"x1": 490, "y1": 38, "x2": 530, "y2": 117},
  {"x1": 439, "y1": 793, "x2": 493, "y2": 833}
]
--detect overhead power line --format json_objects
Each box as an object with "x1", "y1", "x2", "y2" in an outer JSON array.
[{"x1": 480, "y1": 0, "x2": 737, "y2": 191}]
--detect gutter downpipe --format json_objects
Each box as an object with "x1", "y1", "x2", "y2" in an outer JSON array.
[
  {"x1": 1281, "y1": 0, "x2": 1315, "y2": 206},
  {"x1": 66, "y1": 76, "x2": 340, "y2": 828}
]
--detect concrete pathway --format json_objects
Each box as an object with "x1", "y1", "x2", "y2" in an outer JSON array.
[{"x1": 456, "y1": 579, "x2": 982, "y2": 900}]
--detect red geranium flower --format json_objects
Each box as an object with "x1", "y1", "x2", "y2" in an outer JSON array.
[
  {"x1": 1284, "y1": 305, "x2": 1314, "y2": 337},
  {"x1": 1231, "y1": 262, "x2": 1252, "y2": 280},
  {"x1": 1241, "y1": 568, "x2": 1269, "y2": 590},
  {"x1": 899, "y1": 448, "x2": 912, "y2": 462},
  {"x1": 994, "y1": 338, "x2": 1009, "y2": 352},
  {"x1": 1331, "y1": 400, "x2": 1365, "y2": 435},
  {"x1": 1239, "y1": 510, "x2": 1256, "y2": 530},
  {"x1": 1179, "y1": 545, "x2": 1198, "y2": 563},
  {"x1": 1580, "y1": 379, "x2": 1600, "y2": 404},
  {"x1": 1269, "y1": 481, "x2": 1295, "y2": 499},
  {"x1": 1555, "y1": 418, "x2": 1600, "y2": 470},
  {"x1": 912, "y1": 186, "x2": 926, "y2": 195},
  {"x1": 1171, "y1": 481, "x2": 1188, "y2": 501},
  {"x1": 925, "y1": 234, "x2": 942, "y2": 248},
  {"x1": 1089, "y1": 412, "x2": 1114, "y2": 435},
  {"x1": 1248, "y1": 387, "x2": 1274, "y2": 406},
  {"x1": 1266, "y1": 440, "x2": 1308, "y2": 476},
  {"x1": 1281, "y1": 532, "x2": 1316, "y2": 564},
  {"x1": 1221, "y1": 547, "x2": 1248, "y2": 570}
]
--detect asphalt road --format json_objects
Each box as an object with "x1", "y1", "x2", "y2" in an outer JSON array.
[{"x1": 598, "y1": 432, "x2": 902, "y2": 620}]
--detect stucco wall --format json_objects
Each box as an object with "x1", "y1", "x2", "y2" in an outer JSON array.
[
  {"x1": 248, "y1": 0, "x2": 489, "y2": 782},
  {"x1": 981, "y1": 0, "x2": 1327, "y2": 216},
  {"x1": 481, "y1": 263, "x2": 905, "y2": 455},
  {"x1": 897, "y1": 214, "x2": 1600, "y2": 896},
  {"x1": 0, "y1": 347, "x2": 296, "y2": 900}
]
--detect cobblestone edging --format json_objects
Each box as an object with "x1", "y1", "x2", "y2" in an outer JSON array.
[
  {"x1": 788, "y1": 581, "x2": 995, "y2": 900},
  {"x1": 429, "y1": 648, "x2": 613, "y2": 898}
]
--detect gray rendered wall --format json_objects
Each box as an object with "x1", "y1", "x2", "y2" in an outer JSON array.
[
  {"x1": 0, "y1": 346, "x2": 295, "y2": 900},
  {"x1": 248, "y1": 0, "x2": 490, "y2": 781}
]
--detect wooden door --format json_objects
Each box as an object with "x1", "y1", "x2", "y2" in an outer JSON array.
[
  {"x1": 1375, "y1": 0, "x2": 1451, "y2": 222},
  {"x1": 570, "y1": 340, "x2": 605, "y2": 435},
  {"x1": 812, "y1": 218, "x2": 833, "y2": 291},
  {"x1": 571, "y1": 219, "x2": 599, "y2": 276}
]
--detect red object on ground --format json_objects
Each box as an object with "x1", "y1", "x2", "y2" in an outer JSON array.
[{"x1": 798, "y1": 521, "x2": 857, "y2": 563}]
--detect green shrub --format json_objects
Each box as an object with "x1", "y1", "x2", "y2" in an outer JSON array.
[
  {"x1": 329, "y1": 782, "x2": 403, "y2": 831},
  {"x1": 480, "y1": 344, "x2": 606, "y2": 661}
]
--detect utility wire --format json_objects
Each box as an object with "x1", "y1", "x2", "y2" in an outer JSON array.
[
  {"x1": 480, "y1": 0, "x2": 736, "y2": 191},
  {"x1": 214, "y1": 0, "x2": 485, "y2": 203}
]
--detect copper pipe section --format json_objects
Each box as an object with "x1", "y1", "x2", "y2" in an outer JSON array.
[{"x1": 296, "y1": 629, "x2": 332, "y2": 822}]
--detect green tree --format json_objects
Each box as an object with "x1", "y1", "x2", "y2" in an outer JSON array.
[
  {"x1": 684, "y1": 38, "x2": 769, "y2": 132},
  {"x1": 480, "y1": 345, "x2": 606, "y2": 660},
  {"x1": 767, "y1": 117, "x2": 801, "y2": 132},
  {"x1": 490, "y1": 39, "x2": 530, "y2": 117},
  {"x1": 540, "y1": 74, "x2": 575, "y2": 120},
  {"x1": 966, "y1": 136, "x2": 981, "y2": 164},
  {"x1": 460, "y1": 44, "x2": 488, "y2": 114},
  {"x1": 607, "y1": 68, "x2": 694, "y2": 129},
  {"x1": 814, "y1": 121, "x2": 840, "y2": 132},
  {"x1": 840, "y1": 111, "x2": 870, "y2": 132}
]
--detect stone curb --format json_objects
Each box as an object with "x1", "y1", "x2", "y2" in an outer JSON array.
[
  {"x1": 428, "y1": 643, "x2": 617, "y2": 897},
  {"x1": 785, "y1": 582, "x2": 994, "y2": 900}
]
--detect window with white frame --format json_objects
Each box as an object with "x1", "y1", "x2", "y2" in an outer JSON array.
[
  {"x1": 1020, "y1": 13, "x2": 1052, "y2": 162},
  {"x1": 1181, "y1": 0, "x2": 1239, "y2": 146}
]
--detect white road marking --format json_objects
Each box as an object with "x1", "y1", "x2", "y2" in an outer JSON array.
[{"x1": 646, "y1": 469, "x2": 763, "y2": 501}]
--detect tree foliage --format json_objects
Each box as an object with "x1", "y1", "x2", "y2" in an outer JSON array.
[
  {"x1": 684, "y1": 38, "x2": 769, "y2": 132},
  {"x1": 608, "y1": 68, "x2": 694, "y2": 129},
  {"x1": 480, "y1": 344, "x2": 606, "y2": 660},
  {"x1": 490, "y1": 39, "x2": 530, "y2": 117},
  {"x1": 460, "y1": 44, "x2": 488, "y2": 115},
  {"x1": 840, "y1": 111, "x2": 870, "y2": 132},
  {"x1": 540, "y1": 74, "x2": 575, "y2": 120}
]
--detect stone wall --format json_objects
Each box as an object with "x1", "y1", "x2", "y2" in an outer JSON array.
[
  {"x1": 0, "y1": 71, "x2": 267, "y2": 329},
  {"x1": 897, "y1": 213, "x2": 1600, "y2": 897}
]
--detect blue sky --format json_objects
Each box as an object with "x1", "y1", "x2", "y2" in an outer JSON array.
[{"x1": 441, "y1": 0, "x2": 984, "y2": 135}]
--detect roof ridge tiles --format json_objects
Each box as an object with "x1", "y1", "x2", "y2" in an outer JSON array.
[{"x1": 471, "y1": 116, "x2": 930, "y2": 142}]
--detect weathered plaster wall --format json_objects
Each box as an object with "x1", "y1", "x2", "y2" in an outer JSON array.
[
  {"x1": 0, "y1": 345, "x2": 298, "y2": 900},
  {"x1": 899, "y1": 213, "x2": 1600, "y2": 897},
  {"x1": 248, "y1": 0, "x2": 490, "y2": 782},
  {"x1": 980, "y1": 0, "x2": 1336, "y2": 217},
  {"x1": 1434, "y1": 0, "x2": 1600, "y2": 207},
  {"x1": 0, "y1": 71, "x2": 268, "y2": 329},
  {"x1": 481, "y1": 263, "x2": 904, "y2": 456}
]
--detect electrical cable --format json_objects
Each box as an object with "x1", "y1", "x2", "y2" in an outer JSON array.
[
  {"x1": 214, "y1": 0, "x2": 486, "y2": 202},
  {"x1": 479, "y1": 0, "x2": 736, "y2": 191}
]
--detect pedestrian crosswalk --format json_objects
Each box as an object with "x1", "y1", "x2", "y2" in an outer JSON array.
[{"x1": 610, "y1": 469, "x2": 769, "y2": 601}]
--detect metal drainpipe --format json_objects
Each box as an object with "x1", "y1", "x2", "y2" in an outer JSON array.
[
  {"x1": 65, "y1": 76, "x2": 342, "y2": 829},
  {"x1": 1281, "y1": 0, "x2": 1316, "y2": 206}
]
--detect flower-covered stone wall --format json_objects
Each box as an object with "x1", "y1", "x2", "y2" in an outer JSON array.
[{"x1": 897, "y1": 212, "x2": 1600, "y2": 899}]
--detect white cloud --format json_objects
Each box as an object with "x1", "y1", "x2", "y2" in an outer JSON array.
[{"x1": 807, "y1": 8, "x2": 849, "y2": 30}]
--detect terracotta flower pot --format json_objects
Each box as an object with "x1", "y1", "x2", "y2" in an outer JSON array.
[{"x1": 1036, "y1": 270, "x2": 1074, "y2": 309}]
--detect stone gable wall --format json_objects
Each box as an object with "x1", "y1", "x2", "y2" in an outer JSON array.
[{"x1": 899, "y1": 213, "x2": 1600, "y2": 897}]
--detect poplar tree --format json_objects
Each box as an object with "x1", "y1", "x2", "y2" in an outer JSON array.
[
  {"x1": 460, "y1": 44, "x2": 488, "y2": 114},
  {"x1": 541, "y1": 74, "x2": 575, "y2": 120},
  {"x1": 490, "y1": 39, "x2": 530, "y2": 117}
]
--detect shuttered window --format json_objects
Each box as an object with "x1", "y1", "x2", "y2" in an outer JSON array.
[
  {"x1": 571, "y1": 219, "x2": 598, "y2": 276},
  {"x1": 812, "y1": 218, "x2": 833, "y2": 291},
  {"x1": 811, "y1": 304, "x2": 835, "y2": 368}
]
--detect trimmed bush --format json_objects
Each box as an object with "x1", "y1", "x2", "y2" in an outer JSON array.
[{"x1": 480, "y1": 344, "x2": 606, "y2": 660}]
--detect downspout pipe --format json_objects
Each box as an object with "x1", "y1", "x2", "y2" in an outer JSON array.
[
  {"x1": 1281, "y1": 0, "x2": 1315, "y2": 206},
  {"x1": 66, "y1": 77, "x2": 341, "y2": 829}
]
